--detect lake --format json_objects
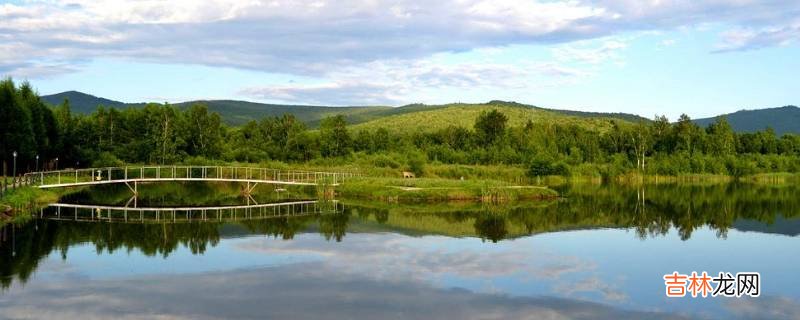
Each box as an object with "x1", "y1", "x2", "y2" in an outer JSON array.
[{"x1": 1, "y1": 182, "x2": 798, "y2": 319}]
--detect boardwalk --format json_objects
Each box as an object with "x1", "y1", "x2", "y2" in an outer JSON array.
[
  {"x1": 41, "y1": 200, "x2": 341, "y2": 224},
  {"x1": 24, "y1": 166, "x2": 357, "y2": 194}
]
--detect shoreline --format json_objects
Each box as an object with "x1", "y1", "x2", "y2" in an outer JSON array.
[{"x1": 2, "y1": 170, "x2": 798, "y2": 225}]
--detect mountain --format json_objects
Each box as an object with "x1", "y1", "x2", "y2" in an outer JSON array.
[
  {"x1": 693, "y1": 106, "x2": 800, "y2": 135},
  {"x1": 40, "y1": 91, "x2": 392, "y2": 126},
  {"x1": 40, "y1": 91, "x2": 647, "y2": 128},
  {"x1": 40, "y1": 91, "x2": 132, "y2": 113},
  {"x1": 172, "y1": 100, "x2": 392, "y2": 127}
]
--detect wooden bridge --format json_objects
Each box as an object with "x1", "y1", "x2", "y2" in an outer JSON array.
[
  {"x1": 40, "y1": 200, "x2": 341, "y2": 224},
  {"x1": 23, "y1": 166, "x2": 357, "y2": 195}
]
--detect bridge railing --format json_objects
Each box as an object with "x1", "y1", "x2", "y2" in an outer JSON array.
[
  {"x1": 24, "y1": 166, "x2": 361, "y2": 187},
  {"x1": 41, "y1": 200, "x2": 342, "y2": 223}
]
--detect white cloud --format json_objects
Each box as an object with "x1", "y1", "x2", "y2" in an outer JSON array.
[
  {"x1": 2, "y1": 0, "x2": 800, "y2": 104},
  {"x1": 555, "y1": 276, "x2": 628, "y2": 302},
  {"x1": 238, "y1": 58, "x2": 588, "y2": 105},
  {"x1": 715, "y1": 24, "x2": 800, "y2": 52},
  {"x1": 660, "y1": 39, "x2": 677, "y2": 47},
  {"x1": 552, "y1": 39, "x2": 628, "y2": 64},
  {"x1": 2, "y1": 0, "x2": 799, "y2": 77}
]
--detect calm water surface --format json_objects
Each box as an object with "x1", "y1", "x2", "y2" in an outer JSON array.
[{"x1": 1, "y1": 183, "x2": 798, "y2": 319}]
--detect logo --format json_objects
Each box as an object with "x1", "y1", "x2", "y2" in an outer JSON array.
[{"x1": 663, "y1": 271, "x2": 759, "y2": 298}]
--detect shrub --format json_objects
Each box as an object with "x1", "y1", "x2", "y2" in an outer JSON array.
[
  {"x1": 407, "y1": 152, "x2": 427, "y2": 176},
  {"x1": 92, "y1": 152, "x2": 124, "y2": 167},
  {"x1": 372, "y1": 154, "x2": 400, "y2": 169},
  {"x1": 526, "y1": 156, "x2": 570, "y2": 177}
]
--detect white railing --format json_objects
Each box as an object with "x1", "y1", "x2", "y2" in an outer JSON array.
[
  {"x1": 24, "y1": 165, "x2": 360, "y2": 188},
  {"x1": 41, "y1": 200, "x2": 342, "y2": 223}
]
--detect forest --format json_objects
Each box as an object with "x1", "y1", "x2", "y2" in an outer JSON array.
[{"x1": 2, "y1": 78, "x2": 800, "y2": 180}]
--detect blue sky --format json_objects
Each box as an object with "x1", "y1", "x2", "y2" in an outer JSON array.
[{"x1": 1, "y1": 0, "x2": 799, "y2": 119}]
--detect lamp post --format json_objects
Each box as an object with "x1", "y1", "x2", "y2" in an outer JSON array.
[
  {"x1": 55, "y1": 157, "x2": 59, "y2": 170},
  {"x1": 12, "y1": 151, "x2": 17, "y2": 184},
  {"x1": 36, "y1": 155, "x2": 39, "y2": 172}
]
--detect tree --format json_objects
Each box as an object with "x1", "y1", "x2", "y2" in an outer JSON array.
[
  {"x1": 706, "y1": 117, "x2": 736, "y2": 156},
  {"x1": 651, "y1": 115, "x2": 674, "y2": 153},
  {"x1": 439, "y1": 125, "x2": 472, "y2": 150},
  {"x1": 758, "y1": 127, "x2": 778, "y2": 154},
  {"x1": 20, "y1": 82, "x2": 50, "y2": 158},
  {"x1": 354, "y1": 130, "x2": 374, "y2": 153},
  {"x1": 142, "y1": 104, "x2": 183, "y2": 164},
  {"x1": 474, "y1": 109, "x2": 508, "y2": 145},
  {"x1": 674, "y1": 114, "x2": 701, "y2": 153},
  {"x1": 54, "y1": 98, "x2": 77, "y2": 166},
  {"x1": 185, "y1": 104, "x2": 223, "y2": 157},
  {"x1": 630, "y1": 121, "x2": 651, "y2": 171},
  {"x1": 373, "y1": 128, "x2": 390, "y2": 151},
  {"x1": 0, "y1": 78, "x2": 35, "y2": 167},
  {"x1": 319, "y1": 115, "x2": 351, "y2": 157}
]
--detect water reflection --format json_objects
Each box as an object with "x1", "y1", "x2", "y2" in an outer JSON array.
[
  {"x1": 0, "y1": 182, "x2": 799, "y2": 319},
  {"x1": 0, "y1": 262, "x2": 695, "y2": 320},
  {"x1": 41, "y1": 200, "x2": 341, "y2": 223}
]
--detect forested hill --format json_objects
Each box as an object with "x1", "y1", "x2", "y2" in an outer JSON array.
[
  {"x1": 40, "y1": 91, "x2": 133, "y2": 113},
  {"x1": 693, "y1": 106, "x2": 800, "y2": 135},
  {"x1": 40, "y1": 91, "x2": 646, "y2": 127},
  {"x1": 172, "y1": 100, "x2": 391, "y2": 127},
  {"x1": 40, "y1": 91, "x2": 392, "y2": 126}
]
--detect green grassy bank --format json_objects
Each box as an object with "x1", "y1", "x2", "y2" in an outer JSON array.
[
  {"x1": 335, "y1": 177, "x2": 558, "y2": 202},
  {"x1": 0, "y1": 186, "x2": 61, "y2": 225}
]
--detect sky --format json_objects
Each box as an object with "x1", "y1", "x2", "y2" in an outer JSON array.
[{"x1": 1, "y1": 0, "x2": 799, "y2": 119}]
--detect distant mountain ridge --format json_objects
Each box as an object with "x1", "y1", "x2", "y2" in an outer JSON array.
[
  {"x1": 42, "y1": 91, "x2": 796, "y2": 134},
  {"x1": 693, "y1": 105, "x2": 800, "y2": 135},
  {"x1": 40, "y1": 91, "x2": 132, "y2": 113},
  {"x1": 40, "y1": 91, "x2": 648, "y2": 127},
  {"x1": 40, "y1": 91, "x2": 391, "y2": 126}
]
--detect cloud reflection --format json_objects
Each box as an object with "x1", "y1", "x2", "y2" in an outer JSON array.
[
  {"x1": 234, "y1": 234, "x2": 595, "y2": 281},
  {"x1": 0, "y1": 263, "x2": 691, "y2": 320}
]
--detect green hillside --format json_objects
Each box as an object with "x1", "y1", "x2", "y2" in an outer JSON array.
[
  {"x1": 693, "y1": 106, "x2": 800, "y2": 135},
  {"x1": 368, "y1": 100, "x2": 647, "y2": 124},
  {"x1": 351, "y1": 102, "x2": 626, "y2": 133}
]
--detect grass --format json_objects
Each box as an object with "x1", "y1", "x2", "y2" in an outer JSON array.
[
  {"x1": 0, "y1": 186, "x2": 60, "y2": 224},
  {"x1": 612, "y1": 172, "x2": 800, "y2": 185},
  {"x1": 336, "y1": 177, "x2": 558, "y2": 202},
  {"x1": 742, "y1": 172, "x2": 800, "y2": 184},
  {"x1": 612, "y1": 173, "x2": 734, "y2": 185}
]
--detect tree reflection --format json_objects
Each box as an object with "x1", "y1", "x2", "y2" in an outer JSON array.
[
  {"x1": 2, "y1": 183, "x2": 799, "y2": 290},
  {"x1": 0, "y1": 215, "x2": 322, "y2": 289},
  {"x1": 319, "y1": 212, "x2": 350, "y2": 242},
  {"x1": 474, "y1": 213, "x2": 508, "y2": 243}
]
